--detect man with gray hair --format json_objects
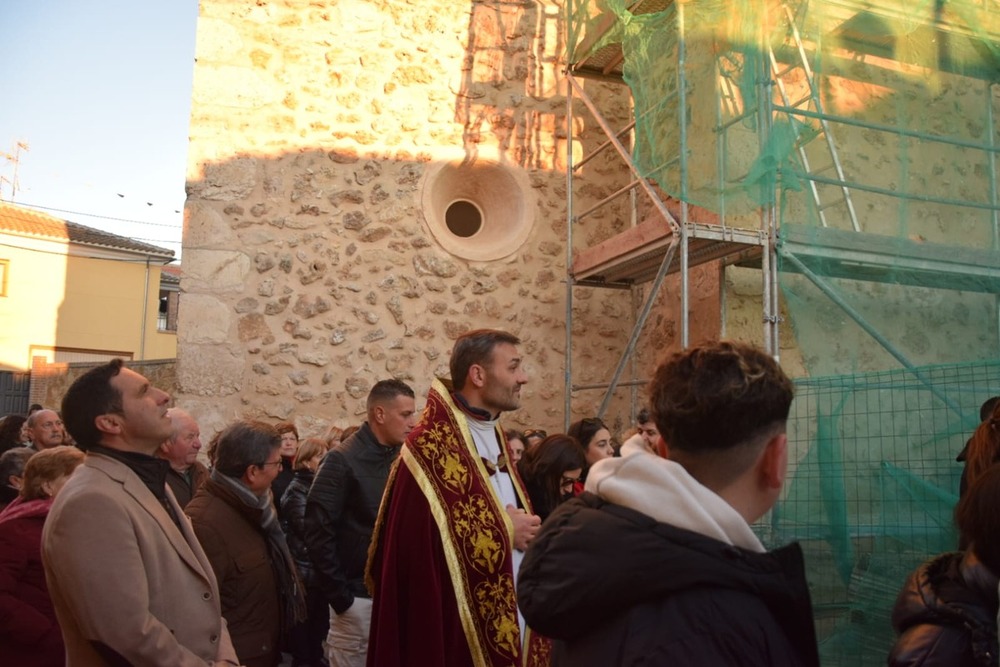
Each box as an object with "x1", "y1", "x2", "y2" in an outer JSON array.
[
  {"x1": 26, "y1": 409, "x2": 65, "y2": 451},
  {"x1": 0, "y1": 447, "x2": 34, "y2": 510},
  {"x1": 158, "y1": 408, "x2": 209, "y2": 508},
  {"x1": 186, "y1": 420, "x2": 306, "y2": 667}
]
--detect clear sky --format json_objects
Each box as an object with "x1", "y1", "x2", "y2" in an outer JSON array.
[{"x1": 1, "y1": 0, "x2": 200, "y2": 260}]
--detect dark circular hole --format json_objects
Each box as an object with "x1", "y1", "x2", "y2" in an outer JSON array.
[{"x1": 445, "y1": 200, "x2": 482, "y2": 238}]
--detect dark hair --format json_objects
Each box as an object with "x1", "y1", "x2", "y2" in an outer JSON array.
[
  {"x1": 504, "y1": 429, "x2": 525, "y2": 444},
  {"x1": 0, "y1": 415, "x2": 27, "y2": 451},
  {"x1": 367, "y1": 379, "x2": 415, "y2": 412},
  {"x1": 568, "y1": 417, "x2": 607, "y2": 451},
  {"x1": 637, "y1": 407, "x2": 652, "y2": 424},
  {"x1": 650, "y1": 341, "x2": 792, "y2": 454},
  {"x1": 956, "y1": 464, "x2": 1000, "y2": 575},
  {"x1": 964, "y1": 402, "x2": 1000, "y2": 493},
  {"x1": 523, "y1": 428, "x2": 547, "y2": 442},
  {"x1": 61, "y1": 359, "x2": 126, "y2": 449},
  {"x1": 275, "y1": 421, "x2": 299, "y2": 440},
  {"x1": 449, "y1": 329, "x2": 520, "y2": 392},
  {"x1": 21, "y1": 446, "x2": 85, "y2": 501},
  {"x1": 213, "y1": 420, "x2": 282, "y2": 478},
  {"x1": 980, "y1": 397, "x2": 1000, "y2": 422},
  {"x1": 517, "y1": 434, "x2": 587, "y2": 521}
]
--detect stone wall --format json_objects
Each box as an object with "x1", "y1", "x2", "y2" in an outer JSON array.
[
  {"x1": 183, "y1": 1, "x2": 995, "y2": 442},
  {"x1": 182, "y1": 0, "x2": 646, "y2": 440}
]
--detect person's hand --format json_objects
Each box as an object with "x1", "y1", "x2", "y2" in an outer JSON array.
[{"x1": 506, "y1": 504, "x2": 541, "y2": 551}]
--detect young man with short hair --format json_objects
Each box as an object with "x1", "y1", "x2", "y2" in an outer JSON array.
[
  {"x1": 518, "y1": 341, "x2": 820, "y2": 666},
  {"x1": 304, "y1": 378, "x2": 416, "y2": 667}
]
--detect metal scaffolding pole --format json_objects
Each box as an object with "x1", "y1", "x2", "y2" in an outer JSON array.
[{"x1": 564, "y1": 68, "x2": 575, "y2": 431}]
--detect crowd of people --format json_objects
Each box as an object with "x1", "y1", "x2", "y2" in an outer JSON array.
[{"x1": 0, "y1": 330, "x2": 995, "y2": 666}]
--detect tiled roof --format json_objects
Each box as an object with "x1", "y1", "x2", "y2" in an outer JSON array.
[
  {"x1": 0, "y1": 201, "x2": 175, "y2": 260},
  {"x1": 160, "y1": 265, "x2": 182, "y2": 285}
]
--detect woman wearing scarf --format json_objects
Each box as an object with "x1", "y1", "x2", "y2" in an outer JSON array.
[
  {"x1": 186, "y1": 420, "x2": 306, "y2": 667},
  {"x1": 0, "y1": 445, "x2": 84, "y2": 666}
]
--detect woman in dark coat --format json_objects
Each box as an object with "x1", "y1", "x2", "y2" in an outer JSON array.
[
  {"x1": 0, "y1": 414, "x2": 27, "y2": 455},
  {"x1": 0, "y1": 445, "x2": 84, "y2": 666},
  {"x1": 281, "y1": 437, "x2": 329, "y2": 667},
  {"x1": 516, "y1": 434, "x2": 586, "y2": 522},
  {"x1": 889, "y1": 464, "x2": 1000, "y2": 666},
  {"x1": 271, "y1": 421, "x2": 299, "y2": 515}
]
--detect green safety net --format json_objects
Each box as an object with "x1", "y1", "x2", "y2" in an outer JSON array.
[
  {"x1": 566, "y1": 1, "x2": 1000, "y2": 665},
  {"x1": 767, "y1": 360, "x2": 999, "y2": 665}
]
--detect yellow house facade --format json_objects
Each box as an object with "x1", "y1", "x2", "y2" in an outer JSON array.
[{"x1": 0, "y1": 202, "x2": 177, "y2": 372}]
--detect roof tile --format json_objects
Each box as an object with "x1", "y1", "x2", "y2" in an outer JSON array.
[{"x1": 0, "y1": 201, "x2": 175, "y2": 259}]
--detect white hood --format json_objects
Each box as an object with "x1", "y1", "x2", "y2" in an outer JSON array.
[{"x1": 585, "y1": 452, "x2": 765, "y2": 553}]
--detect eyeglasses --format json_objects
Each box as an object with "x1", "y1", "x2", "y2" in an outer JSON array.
[
  {"x1": 524, "y1": 429, "x2": 547, "y2": 439},
  {"x1": 560, "y1": 475, "x2": 580, "y2": 489}
]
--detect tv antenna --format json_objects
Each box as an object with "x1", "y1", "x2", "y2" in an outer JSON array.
[{"x1": 1, "y1": 141, "x2": 30, "y2": 200}]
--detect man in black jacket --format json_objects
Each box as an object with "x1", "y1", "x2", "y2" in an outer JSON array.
[
  {"x1": 518, "y1": 341, "x2": 820, "y2": 667},
  {"x1": 304, "y1": 379, "x2": 415, "y2": 667}
]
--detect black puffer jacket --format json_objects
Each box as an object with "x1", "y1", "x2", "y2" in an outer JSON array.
[
  {"x1": 889, "y1": 551, "x2": 999, "y2": 667},
  {"x1": 518, "y1": 493, "x2": 820, "y2": 667},
  {"x1": 304, "y1": 422, "x2": 399, "y2": 614},
  {"x1": 280, "y1": 469, "x2": 315, "y2": 587}
]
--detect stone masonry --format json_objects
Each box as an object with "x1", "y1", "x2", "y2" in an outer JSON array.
[{"x1": 181, "y1": 0, "x2": 661, "y2": 439}]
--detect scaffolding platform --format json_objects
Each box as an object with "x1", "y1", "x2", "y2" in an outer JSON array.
[
  {"x1": 573, "y1": 214, "x2": 766, "y2": 285},
  {"x1": 778, "y1": 224, "x2": 1000, "y2": 293}
]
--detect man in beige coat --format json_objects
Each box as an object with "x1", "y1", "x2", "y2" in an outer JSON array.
[{"x1": 42, "y1": 359, "x2": 241, "y2": 666}]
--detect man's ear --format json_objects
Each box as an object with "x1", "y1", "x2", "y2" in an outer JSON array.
[
  {"x1": 94, "y1": 414, "x2": 122, "y2": 436},
  {"x1": 758, "y1": 432, "x2": 788, "y2": 491},
  {"x1": 372, "y1": 405, "x2": 385, "y2": 425},
  {"x1": 243, "y1": 464, "x2": 260, "y2": 486},
  {"x1": 8, "y1": 474, "x2": 23, "y2": 490},
  {"x1": 469, "y1": 364, "x2": 486, "y2": 389}
]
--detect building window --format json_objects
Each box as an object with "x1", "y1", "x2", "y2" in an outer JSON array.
[{"x1": 158, "y1": 288, "x2": 178, "y2": 332}]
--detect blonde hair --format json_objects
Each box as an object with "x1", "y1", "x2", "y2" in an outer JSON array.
[
  {"x1": 21, "y1": 446, "x2": 85, "y2": 500},
  {"x1": 294, "y1": 438, "x2": 328, "y2": 471},
  {"x1": 324, "y1": 425, "x2": 344, "y2": 448}
]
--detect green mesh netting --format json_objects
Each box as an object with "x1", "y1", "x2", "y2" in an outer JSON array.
[
  {"x1": 765, "y1": 360, "x2": 999, "y2": 666},
  {"x1": 567, "y1": 1, "x2": 1000, "y2": 665}
]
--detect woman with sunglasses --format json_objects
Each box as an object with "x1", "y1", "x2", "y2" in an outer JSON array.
[{"x1": 516, "y1": 434, "x2": 587, "y2": 522}]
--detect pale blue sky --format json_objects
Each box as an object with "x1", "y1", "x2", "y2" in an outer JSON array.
[{"x1": 1, "y1": 0, "x2": 199, "y2": 259}]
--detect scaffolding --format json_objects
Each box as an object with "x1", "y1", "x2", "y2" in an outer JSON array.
[
  {"x1": 563, "y1": 1, "x2": 1000, "y2": 663},
  {"x1": 564, "y1": 0, "x2": 1000, "y2": 420}
]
